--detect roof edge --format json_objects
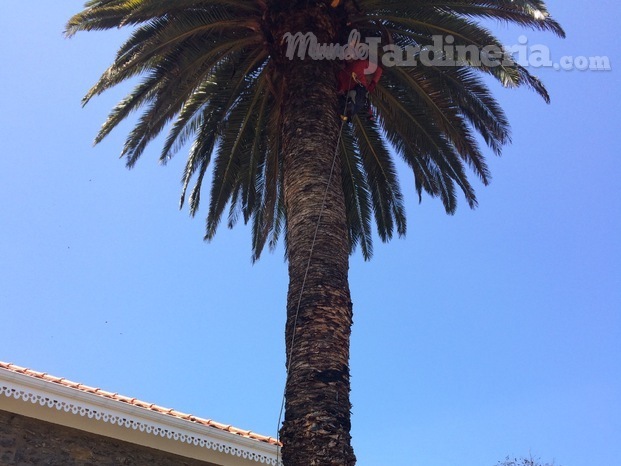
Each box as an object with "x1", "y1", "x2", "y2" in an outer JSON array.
[{"x1": 0, "y1": 362, "x2": 281, "y2": 466}]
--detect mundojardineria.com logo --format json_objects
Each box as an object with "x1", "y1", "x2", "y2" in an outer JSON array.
[{"x1": 283, "y1": 29, "x2": 611, "y2": 73}]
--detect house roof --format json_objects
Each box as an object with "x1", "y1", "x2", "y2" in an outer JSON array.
[
  {"x1": 0, "y1": 360, "x2": 281, "y2": 466},
  {"x1": 0, "y1": 361, "x2": 278, "y2": 446}
]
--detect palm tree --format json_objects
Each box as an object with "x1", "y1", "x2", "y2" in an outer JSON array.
[{"x1": 66, "y1": 1, "x2": 563, "y2": 464}]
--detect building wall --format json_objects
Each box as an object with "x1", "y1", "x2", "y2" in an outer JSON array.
[{"x1": 0, "y1": 409, "x2": 218, "y2": 466}]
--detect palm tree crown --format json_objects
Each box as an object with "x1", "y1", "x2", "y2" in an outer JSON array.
[{"x1": 66, "y1": 0, "x2": 564, "y2": 261}]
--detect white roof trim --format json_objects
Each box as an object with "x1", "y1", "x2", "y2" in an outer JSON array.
[{"x1": 0, "y1": 367, "x2": 280, "y2": 465}]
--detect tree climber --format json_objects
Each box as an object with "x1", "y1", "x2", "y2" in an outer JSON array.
[{"x1": 337, "y1": 58, "x2": 383, "y2": 122}]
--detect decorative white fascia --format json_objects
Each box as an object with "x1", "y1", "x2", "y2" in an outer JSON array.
[{"x1": 0, "y1": 369, "x2": 280, "y2": 466}]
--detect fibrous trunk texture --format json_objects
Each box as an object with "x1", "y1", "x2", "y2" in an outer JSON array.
[{"x1": 274, "y1": 4, "x2": 355, "y2": 466}]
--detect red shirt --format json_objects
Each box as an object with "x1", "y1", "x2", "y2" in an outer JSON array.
[{"x1": 337, "y1": 60, "x2": 383, "y2": 92}]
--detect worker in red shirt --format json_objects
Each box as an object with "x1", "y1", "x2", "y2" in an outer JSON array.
[{"x1": 337, "y1": 58, "x2": 383, "y2": 122}]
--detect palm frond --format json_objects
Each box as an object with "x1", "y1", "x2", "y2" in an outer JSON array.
[
  {"x1": 352, "y1": 115, "x2": 406, "y2": 242},
  {"x1": 339, "y1": 123, "x2": 373, "y2": 259},
  {"x1": 65, "y1": 0, "x2": 259, "y2": 36}
]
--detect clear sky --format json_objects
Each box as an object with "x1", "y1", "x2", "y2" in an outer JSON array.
[{"x1": 1, "y1": 2, "x2": 619, "y2": 466}]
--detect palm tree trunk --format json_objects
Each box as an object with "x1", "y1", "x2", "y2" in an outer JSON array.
[{"x1": 276, "y1": 6, "x2": 355, "y2": 466}]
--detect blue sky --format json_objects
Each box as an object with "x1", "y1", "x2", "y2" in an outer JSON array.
[{"x1": 1, "y1": 2, "x2": 619, "y2": 465}]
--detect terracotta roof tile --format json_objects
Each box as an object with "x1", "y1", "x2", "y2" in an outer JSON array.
[{"x1": 0, "y1": 361, "x2": 280, "y2": 446}]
